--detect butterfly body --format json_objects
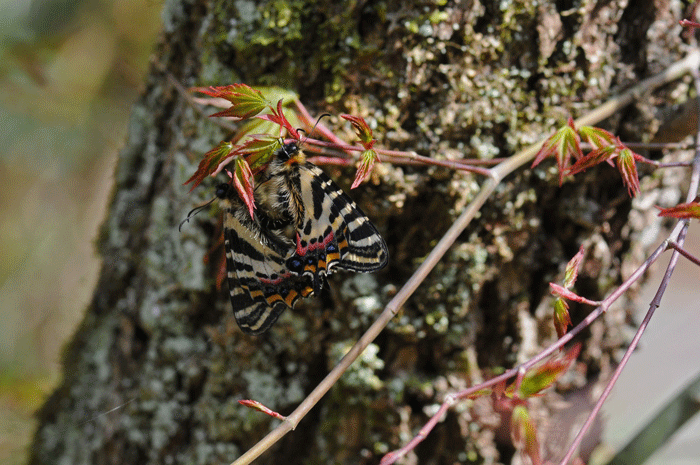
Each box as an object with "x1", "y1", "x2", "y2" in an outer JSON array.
[{"x1": 216, "y1": 142, "x2": 388, "y2": 334}]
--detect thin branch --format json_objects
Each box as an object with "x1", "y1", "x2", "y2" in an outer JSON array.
[
  {"x1": 304, "y1": 138, "x2": 495, "y2": 175},
  {"x1": 667, "y1": 240, "x2": 700, "y2": 266},
  {"x1": 230, "y1": 48, "x2": 700, "y2": 465},
  {"x1": 622, "y1": 141, "x2": 696, "y2": 150},
  {"x1": 634, "y1": 154, "x2": 693, "y2": 168}
]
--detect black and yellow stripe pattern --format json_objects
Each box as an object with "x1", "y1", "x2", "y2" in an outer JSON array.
[{"x1": 216, "y1": 142, "x2": 388, "y2": 334}]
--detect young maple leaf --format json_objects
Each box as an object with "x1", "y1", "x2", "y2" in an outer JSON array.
[
  {"x1": 552, "y1": 297, "x2": 572, "y2": 338},
  {"x1": 511, "y1": 405, "x2": 542, "y2": 465},
  {"x1": 238, "y1": 136, "x2": 283, "y2": 173},
  {"x1": 567, "y1": 144, "x2": 617, "y2": 175},
  {"x1": 563, "y1": 245, "x2": 585, "y2": 288},
  {"x1": 338, "y1": 114, "x2": 380, "y2": 189},
  {"x1": 615, "y1": 147, "x2": 641, "y2": 197},
  {"x1": 184, "y1": 141, "x2": 236, "y2": 189},
  {"x1": 230, "y1": 155, "x2": 256, "y2": 218},
  {"x1": 513, "y1": 344, "x2": 581, "y2": 398},
  {"x1": 656, "y1": 200, "x2": 700, "y2": 219},
  {"x1": 351, "y1": 149, "x2": 380, "y2": 189},
  {"x1": 567, "y1": 134, "x2": 641, "y2": 197},
  {"x1": 579, "y1": 125, "x2": 616, "y2": 150},
  {"x1": 341, "y1": 114, "x2": 376, "y2": 149},
  {"x1": 531, "y1": 117, "x2": 582, "y2": 186},
  {"x1": 256, "y1": 100, "x2": 300, "y2": 140},
  {"x1": 547, "y1": 246, "x2": 585, "y2": 336},
  {"x1": 193, "y1": 84, "x2": 268, "y2": 119}
]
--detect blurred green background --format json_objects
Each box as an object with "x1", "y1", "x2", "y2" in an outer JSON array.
[{"x1": 0, "y1": 0, "x2": 162, "y2": 462}]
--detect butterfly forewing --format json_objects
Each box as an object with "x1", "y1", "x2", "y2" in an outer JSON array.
[
  {"x1": 296, "y1": 164, "x2": 388, "y2": 273},
  {"x1": 216, "y1": 142, "x2": 387, "y2": 334}
]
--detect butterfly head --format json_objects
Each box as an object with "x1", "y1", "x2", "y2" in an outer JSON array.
[
  {"x1": 277, "y1": 142, "x2": 298, "y2": 160},
  {"x1": 275, "y1": 141, "x2": 305, "y2": 166}
]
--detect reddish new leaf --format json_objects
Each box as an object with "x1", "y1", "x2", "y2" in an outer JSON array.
[
  {"x1": 341, "y1": 114, "x2": 376, "y2": 149},
  {"x1": 553, "y1": 297, "x2": 572, "y2": 338},
  {"x1": 237, "y1": 136, "x2": 282, "y2": 172},
  {"x1": 516, "y1": 344, "x2": 581, "y2": 398},
  {"x1": 238, "y1": 399, "x2": 286, "y2": 420},
  {"x1": 351, "y1": 149, "x2": 380, "y2": 189},
  {"x1": 531, "y1": 117, "x2": 582, "y2": 186},
  {"x1": 616, "y1": 147, "x2": 641, "y2": 197},
  {"x1": 257, "y1": 100, "x2": 300, "y2": 139},
  {"x1": 657, "y1": 200, "x2": 700, "y2": 219},
  {"x1": 184, "y1": 140, "x2": 236, "y2": 189},
  {"x1": 563, "y1": 246, "x2": 585, "y2": 288},
  {"x1": 579, "y1": 125, "x2": 615, "y2": 149},
  {"x1": 568, "y1": 136, "x2": 640, "y2": 197},
  {"x1": 511, "y1": 405, "x2": 542, "y2": 465},
  {"x1": 567, "y1": 144, "x2": 616, "y2": 175},
  {"x1": 231, "y1": 156, "x2": 256, "y2": 218},
  {"x1": 193, "y1": 84, "x2": 268, "y2": 119},
  {"x1": 549, "y1": 283, "x2": 598, "y2": 305}
]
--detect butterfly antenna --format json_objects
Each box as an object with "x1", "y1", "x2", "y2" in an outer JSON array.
[
  {"x1": 179, "y1": 197, "x2": 217, "y2": 231},
  {"x1": 310, "y1": 113, "x2": 331, "y2": 139},
  {"x1": 297, "y1": 113, "x2": 332, "y2": 148}
]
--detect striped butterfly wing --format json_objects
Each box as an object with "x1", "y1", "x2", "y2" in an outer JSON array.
[
  {"x1": 283, "y1": 163, "x2": 388, "y2": 290},
  {"x1": 215, "y1": 143, "x2": 388, "y2": 335},
  {"x1": 219, "y1": 191, "x2": 314, "y2": 334}
]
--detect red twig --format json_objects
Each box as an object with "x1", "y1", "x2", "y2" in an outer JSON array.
[{"x1": 667, "y1": 240, "x2": 700, "y2": 266}]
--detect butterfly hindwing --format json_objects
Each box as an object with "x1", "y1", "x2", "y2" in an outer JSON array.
[
  {"x1": 290, "y1": 163, "x2": 388, "y2": 278},
  {"x1": 220, "y1": 195, "x2": 313, "y2": 334}
]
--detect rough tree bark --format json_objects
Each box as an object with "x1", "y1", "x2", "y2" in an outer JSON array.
[{"x1": 30, "y1": 1, "x2": 689, "y2": 464}]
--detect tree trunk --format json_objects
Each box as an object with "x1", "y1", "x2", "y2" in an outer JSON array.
[{"x1": 30, "y1": 1, "x2": 687, "y2": 464}]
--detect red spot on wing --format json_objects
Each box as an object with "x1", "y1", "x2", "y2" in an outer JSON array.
[
  {"x1": 258, "y1": 272, "x2": 293, "y2": 286},
  {"x1": 295, "y1": 230, "x2": 335, "y2": 256}
]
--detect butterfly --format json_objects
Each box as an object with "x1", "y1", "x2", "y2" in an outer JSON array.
[{"x1": 215, "y1": 141, "x2": 388, "y2": 334}]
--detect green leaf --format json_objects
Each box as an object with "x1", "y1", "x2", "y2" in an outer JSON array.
[
  {"x1": 517, "y1": 344, "x2": 580, "y2": 398},
  {"x1": 231, "y1": 156, "x2": 256, "y2": 218},
  {"x1": 531, "y1": 117, "x2": 582, "y2": 186},
  {"x1": 238, "y1": 137, "x2": 281, "y2": 173},
  {"x1": 341, "y1": 114, "x2": 376, "y2": 148},
  {"x1": 656, "y1": 200, "x2": 700, "y2": 219},
  {"x1": 184, "y1": 140, "x2": 235, "y2": 189},
  {"x1": 193, "y1": 84, "x2": 268, "y2": 119},
  {"x1": 351, "y1": 149, "x2": 380, "y2": 189},
  {"x1": 616, "y1": 147, "x2": 640, "y2": 197},
  {"x1": 511, "y1": 405, "x2": 542, "y2": 465}
]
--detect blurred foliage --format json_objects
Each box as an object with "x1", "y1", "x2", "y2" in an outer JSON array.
[{"x1": 0, "y1": 0, "x2": 162, "y2": 462}]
